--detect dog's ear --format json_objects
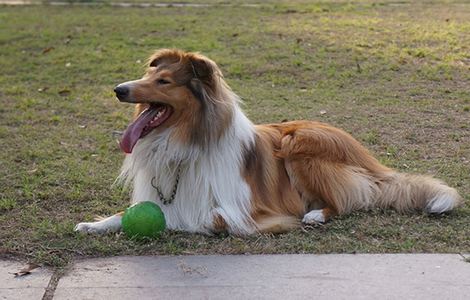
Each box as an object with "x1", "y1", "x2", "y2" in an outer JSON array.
[
  {"x1": 188, "y1": 55, "x2": 216, "y2": 82},
  {"x1": 148, "y1": 49, "x2": 182, "y2": 68},
  {"x1": 187, "y1": 55, "x2": 219, "y2": 102},
  {"x1": 149, "y1": 57, "x2": 162, "y2": 67}
]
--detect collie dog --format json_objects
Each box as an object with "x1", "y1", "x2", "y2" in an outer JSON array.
[{"x1": 75, "y1": 49, "x2": 462, "y2": 235}]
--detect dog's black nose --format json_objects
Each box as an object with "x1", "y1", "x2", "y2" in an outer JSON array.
[{"x1": 114, "y1": 85, "x2": 129, "y2": 100}]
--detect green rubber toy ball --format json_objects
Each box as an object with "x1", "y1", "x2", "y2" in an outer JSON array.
[{"x1": 122, "y1": 201, "x2": 166, "y2": 239}]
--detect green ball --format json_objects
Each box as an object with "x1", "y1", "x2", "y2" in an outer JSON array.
[{"x1": 122, "y1": 201, "x2": 166, "y2": 239}]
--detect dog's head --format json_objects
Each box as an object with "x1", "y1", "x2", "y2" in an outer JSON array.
[{"x1": 115, "y1": 49, "x2": 235, "y2": 154}]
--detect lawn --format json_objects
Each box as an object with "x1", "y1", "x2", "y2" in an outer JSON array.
[{"x1": 0, "y1": 0, "x2": 469, "y2": 268}]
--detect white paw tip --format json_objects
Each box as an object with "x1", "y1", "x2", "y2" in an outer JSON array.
[
  {"x1": 74, "y1": 222, "x2": 100, "y2": 234},
  {"x1": 426, "y1": 192, "x2": 460, "y2": 214},
  {"x1": 302, "y1": 210, "x2": 326, "y2": 224}
]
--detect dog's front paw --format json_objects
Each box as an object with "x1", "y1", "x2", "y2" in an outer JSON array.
[
  {"x1": 74, "y1": 214, "x2": 123, "y2": 234},
  {"x1": 74, "y1": 222, "x2": 106, "y2": 234}
]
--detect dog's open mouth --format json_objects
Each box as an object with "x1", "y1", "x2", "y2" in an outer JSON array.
[{"x1": 120, "y1": 104, "x2": 173, "y2": 153}]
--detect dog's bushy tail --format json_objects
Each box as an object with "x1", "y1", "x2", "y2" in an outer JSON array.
[{"x1": 375, "y1": 172, "x2": 462, "y2": 213}]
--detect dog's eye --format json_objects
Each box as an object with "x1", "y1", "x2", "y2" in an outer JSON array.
[{"x1": 157, "y1": 79, "x2": 171, "y2": 85}]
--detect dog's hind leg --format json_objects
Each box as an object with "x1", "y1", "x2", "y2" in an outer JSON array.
[
  {"x1": 74, "y1": 212, "x2": 123, "y2": 234},
  {"x1": 278, "y1": 125, "x2": 387, "y2": 223},
  {"x1": 286, "y1": 158, "x2": 379, "y2": 223}
]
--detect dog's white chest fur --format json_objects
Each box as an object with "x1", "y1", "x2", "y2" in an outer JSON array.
[{"x1": 119, "y1": 108, "x2": 256, "y2": 235}]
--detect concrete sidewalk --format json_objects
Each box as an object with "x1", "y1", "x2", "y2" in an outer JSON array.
[{"x1": 2, "y1": 254, "x2": 469, "y2": 300}]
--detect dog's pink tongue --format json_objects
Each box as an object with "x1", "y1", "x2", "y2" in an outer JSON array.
[{"x1": 120, "y1": 108, "x2": 156, "y2": 154}]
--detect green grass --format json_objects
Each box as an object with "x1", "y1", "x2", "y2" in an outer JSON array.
[{"x1": 0, "y1": 1, "x2": 469, "y2": 268}]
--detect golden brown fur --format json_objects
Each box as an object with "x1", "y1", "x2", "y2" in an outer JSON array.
[{"x1": 122, "y1": 49, "x2": 462, "y2": 234}]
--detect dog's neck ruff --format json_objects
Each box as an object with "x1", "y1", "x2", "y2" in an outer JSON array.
[{"x1": 118, "y1": 98, "x2": 257, "y2": 235}]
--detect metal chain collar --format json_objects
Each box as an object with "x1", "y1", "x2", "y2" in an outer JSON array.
[{"x1": 151, "y1": 163, "x2": 182, "y2": 205}]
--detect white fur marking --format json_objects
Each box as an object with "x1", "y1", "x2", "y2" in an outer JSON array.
[
  {"x1": 425, "y1": 190, "x2": 460, "y2": 214},
  {"x1": 74, "y1": 214, "x2": 122, "y2": 234},
  {"x1": 117, "y1": 94, "x2": 257, "y2": 235},
  {"x1": 302, "y1": 209, "x2": 325, "y2": 224}
]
